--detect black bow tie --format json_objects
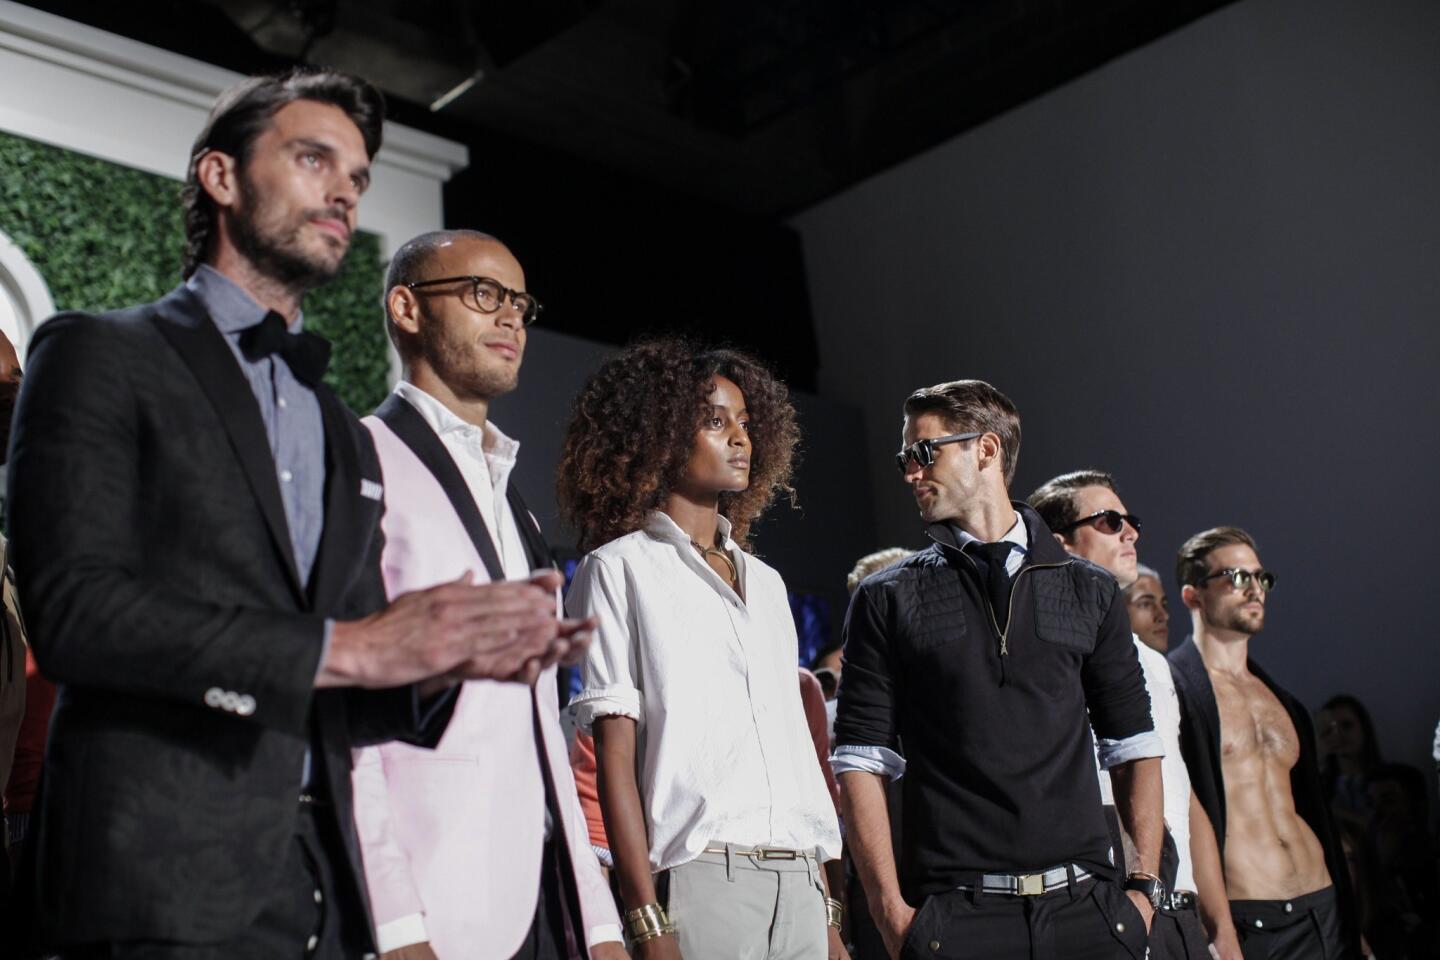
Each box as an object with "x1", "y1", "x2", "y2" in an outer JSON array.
[{"x1": 239, "y1": 311, "x2": 331, "y2": 387}]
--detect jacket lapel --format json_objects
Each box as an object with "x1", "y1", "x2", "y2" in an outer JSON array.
[
  {"x1": 374, "y1": 393, "x2": 507, "y2": 582},
  {"x1": 150, "y1": 286, "x2": 304, "y2": 600},
  {"x1": 308, "y1": 384, "x2": 367, "y2": 613}
]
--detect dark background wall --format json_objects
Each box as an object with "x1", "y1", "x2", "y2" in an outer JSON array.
[{"x1": 793, "y1": 0, "x2": 1440, "y2": 782}]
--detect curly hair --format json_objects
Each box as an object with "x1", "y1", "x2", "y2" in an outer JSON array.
[{"x1": 557, "y1": 338, "x2": 800, "y2": 553}]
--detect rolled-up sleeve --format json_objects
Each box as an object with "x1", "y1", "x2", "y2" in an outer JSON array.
[
  {"x1": 833, "y1": 583, "x2": 902, "y2": 756},
  {"x1": 830, "y1": 743, "x2": 907, "y2": 780},
  {"x1": 566, "y1": 554, "x2": 642, "y2": 733},
  {"x1": 1082, "y1": 585, "x2": 1155, "y2": 743}
]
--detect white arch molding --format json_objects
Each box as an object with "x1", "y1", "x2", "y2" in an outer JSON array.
[{"x1": 0, "y1": 228, "x2": 55, "y2": 362}]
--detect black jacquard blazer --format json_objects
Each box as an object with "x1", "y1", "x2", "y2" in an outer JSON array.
[{"x1": 6, "y1": 284, "x2": 448, "y2": 949}]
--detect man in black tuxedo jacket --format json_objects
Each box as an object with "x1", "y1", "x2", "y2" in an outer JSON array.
[{"x1": 5, "y1": 68, "x2": 591, "y2": 958}]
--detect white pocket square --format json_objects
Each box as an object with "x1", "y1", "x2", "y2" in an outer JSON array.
[{"x1": 360, "y1": 478, "x2": 384, "y2": 501}]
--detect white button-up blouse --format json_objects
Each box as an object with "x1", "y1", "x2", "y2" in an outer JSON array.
[{"x1": 567, "y1": 511, "x2": 842, "y2": 872}]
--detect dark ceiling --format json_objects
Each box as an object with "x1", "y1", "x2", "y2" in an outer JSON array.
[
  {"x1": 17, "y1": 0, "x2": 1238, "y2": 388},
  {"x1": 23, "y1": 0, "x2": 1236, "y2": 219}
]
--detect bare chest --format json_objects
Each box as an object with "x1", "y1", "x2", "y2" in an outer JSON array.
[{"x1": 1212, "y1": 672, "x2": 1300, "y2": 769}]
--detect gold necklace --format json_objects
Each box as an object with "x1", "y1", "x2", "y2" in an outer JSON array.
[{"x1": 689, "y1": 536, "x2": 738, "y2": 587}]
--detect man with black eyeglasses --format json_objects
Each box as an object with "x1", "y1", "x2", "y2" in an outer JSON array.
[
  {"x1": 1170, "y1": 527, "x2": 1361, "y2": 959},
  {"x1": 1029, "y1": 472, "x2": 1242, "y2": 960},
  {"x1": 833, "y1": 380, "x2": 1164, "y2": 960}
]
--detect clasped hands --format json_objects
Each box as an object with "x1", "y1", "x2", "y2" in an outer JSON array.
[{"x1": 322, "y1": 569, "x2": 594, "y2": 691}]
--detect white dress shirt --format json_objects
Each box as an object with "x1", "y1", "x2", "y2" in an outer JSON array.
[
  {"x1": 567, "y1": 510, "x2": 842, "y2": 871},
  {"x1": 1097, "y1": 638, "x2": 1195, "y2": 892},
  {"x1": 394, "y1": 382, "x2": 530, "y2": 580}
]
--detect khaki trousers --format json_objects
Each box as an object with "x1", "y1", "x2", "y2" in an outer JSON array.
[{"x1": 666, "y1": 844, "x2": 829, "y2": 960}]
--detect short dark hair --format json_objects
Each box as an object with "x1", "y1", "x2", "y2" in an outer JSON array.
[
  {"x1": 903, "y1": 379, "x2": 1021, "y2": 486},
  {"x1": 181, "y1": 67, "x2": 385, "y2": 278},
  {"x1": 1175, "y1": 526, "x2": 1258, "y2": 588},
  {"x1": 383, "y1": 229, "x2": 501, "y2": 357},
  {"x1": 1027, "y1": 470, "x2": 1116, "y2": 536}
]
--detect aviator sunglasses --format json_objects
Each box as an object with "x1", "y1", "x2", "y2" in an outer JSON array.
[
  {"x1": 895, "y1": 432, "x2": 983, "y2": 474},
  {"x1": 1199, "y1": 567, "x2": 1277, "y2": 592},
  {"x1": 1055, "y1": 509, "x2": 1142, "y2": 536}
]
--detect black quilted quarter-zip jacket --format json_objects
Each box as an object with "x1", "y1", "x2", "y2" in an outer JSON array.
[{"x1": 835, "y1": 501, "x2": 1154, "y2": 901}]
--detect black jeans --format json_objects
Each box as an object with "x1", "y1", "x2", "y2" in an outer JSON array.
[
  {"x1": 899, "y1": 877, "x2": 1148, "y2": 960},
  {"x1": 61, "y1": 803, "x2": 368, "y2": 960},
  {"x1": 1147, "y1": 902, "x2": 1210, "y2": 960},
  {"x1": 1232, "y1": 886, "x2": 1342, "y2": 960}
]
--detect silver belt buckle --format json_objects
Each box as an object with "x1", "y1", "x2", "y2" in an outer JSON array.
[
  {"x1": 1016, "y1": 873, "x2": 1045, "y2": 896},
  {"x1": 757, "y1": 847, "x2": 798, "y2": 861}
]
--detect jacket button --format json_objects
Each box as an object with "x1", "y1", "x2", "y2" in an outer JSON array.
[
  {"x1": 1255, "y1": 919, "x2": 1264, "y2": 928},
  {"x1": 203, "y1": 687, "x2": 224, "y2": 708},
  {"x1": 235, "y1": 694, "x2": 256, "y2": 716},
  {"x1": 1116, "y1": 922, "x2": 1126, "y2": 934},
  {"x1": 929, "y1": 941, "x2": 940, "y2": 951}
]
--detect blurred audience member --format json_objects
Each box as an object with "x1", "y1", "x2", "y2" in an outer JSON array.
[
  {"x1": 1124, "y1": 562, "x2": 1171, "y2": 654},
  {"x1": 1364, "y1": 764, "x2": 1437, "y2": 959},
  {"x1": 0, "y1": 330, "x2": 23, "y2": 885},
  {"x1": 1318, "y1": 694, "x2": 1385, "y2": 832}
]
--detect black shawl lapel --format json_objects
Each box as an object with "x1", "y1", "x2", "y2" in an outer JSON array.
[
  {"x1": 374, "y1": 393, "x2": 507, "y2": 581},
  {"x1": 308, "y1": 384, "x2": 367, "y2": 614},
  {"x1": 150, "y1": 286, "x2": 305, "y2": 600}
]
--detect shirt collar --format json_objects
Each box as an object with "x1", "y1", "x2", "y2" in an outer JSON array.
[
  {"x1": 393, "y1": 381, "x2": 519, "y2": 464},
  {"x1": 187, "y1": 264, "x2": 305, "y2": 334},
  {"x1": 949, "y1": 509, "x2": 1028, "y2": 553},
  {"x1": 643, "y1": 510, "x2": 736, "y2": 550}
]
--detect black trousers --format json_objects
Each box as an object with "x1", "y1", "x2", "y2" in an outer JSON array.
[
  {"x1": 1231, "y1": 886, "x2": 1342, "y2": 960},
  {"x1": 61, "y1": 802, "x2": 369, "y2": 960},
  {"x1": 899, "y1": 877, "x2": 1149, "y2": 960},
  {"x1": 1147, "y1": 902, "x2": 1210, "y2": 960},
  {"x1": 507, "y1": 839, "x2": 570, "y2": 960}
]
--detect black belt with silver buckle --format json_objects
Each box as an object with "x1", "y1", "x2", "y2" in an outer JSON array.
[{"x1": 1164, "y1": 891, "x2": 1197, "y2": 911}]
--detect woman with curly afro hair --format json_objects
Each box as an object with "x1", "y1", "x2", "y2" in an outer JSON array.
[{"x1": 560, "y1": 339, "x2": 845, "y2": 960}]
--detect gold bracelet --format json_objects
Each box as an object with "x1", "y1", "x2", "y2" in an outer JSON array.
[
  {"x1": 624, "y1": 902, "x2": 675, "y2": 943},
  {"x1": 824, "y1": 896, "x2": 844, "y2": 930}
]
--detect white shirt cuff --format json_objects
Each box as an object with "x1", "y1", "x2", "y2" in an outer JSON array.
[
  {"x1": 1097, "y1": 730, "x2": 1164, "y2": 769},
  {"x1": 569, "y1": 685, "x2": 642, "y2": 733},
  {"x1": 375, "y1": 913, "x2": 429, "y2": 953},
  {"x1": 830, "y1": 744, "x2": 906, "y2": 780},
  {"x1": 587, "y1": 923, "x2": 624, "y2": 948}
]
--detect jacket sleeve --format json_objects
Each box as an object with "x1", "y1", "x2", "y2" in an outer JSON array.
[
  {"x1": 352, "y1": 742, "x2": 430, "y2": 952},
  {"x1": 8, "y1": 313, "x2": 324, "y2": 736},
  {"x1": 833, "y1": 582, "x2": 901, "y2": 752},
  {"x1": 1080, "y1": 580, "x2": 1154, "y2": 742}
]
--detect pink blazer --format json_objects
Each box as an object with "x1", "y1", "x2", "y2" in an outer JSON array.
[{"x1": 352, "y1": 417, "x2": 619, "y2": 959}]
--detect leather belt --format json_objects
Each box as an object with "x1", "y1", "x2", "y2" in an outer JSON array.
[
  {"x1": 1164, "y1": 890, "x2": 1197, "y2": 911},
  {"x1": 957, "y1": 864, "x2": 1092, "y2": 896},
  {"x1": 703, "y1": 844, "x2": 818, "y2": 861}
]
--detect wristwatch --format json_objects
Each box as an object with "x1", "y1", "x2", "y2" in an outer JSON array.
[{"x1": 1123, "y1": 872, "x2": 1166, "y2": 910}]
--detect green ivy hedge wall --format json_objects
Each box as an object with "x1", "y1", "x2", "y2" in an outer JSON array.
[{"x1": 0, "y1": 130, "x2": 390, "y2": 413}]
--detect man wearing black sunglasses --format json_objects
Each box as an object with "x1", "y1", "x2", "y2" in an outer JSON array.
[
  {"x1": 1170, "y1": 527, "x2": 1360, "y2": 959},
  {"x1": 833, "y1": 380, "x2": 1163, "y2": 960},
  {"x1": 1030, "y1": 471, "x2": 1242, "y2": 960}
]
